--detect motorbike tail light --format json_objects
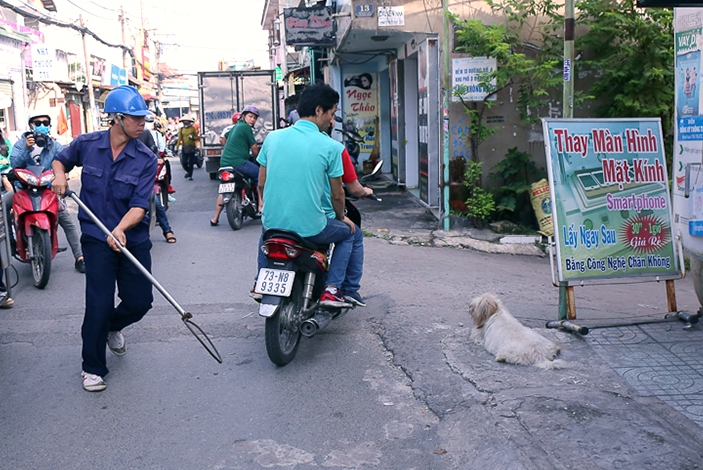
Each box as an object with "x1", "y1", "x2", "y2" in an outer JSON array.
[
  {"x1": 220, "y1": 171, "x2": 234, "y2": 181},
  {"x1": 263, "y1": 239, "x2": 302, "y2": 260},
  {"x1": 39, "y1": 170, "x2": 55, "y2": 186},
  {"x1": 15, "y1": 168, "x2": 40, "y2": 186}
]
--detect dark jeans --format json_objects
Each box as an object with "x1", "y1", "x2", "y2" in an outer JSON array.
[
  {"x1": 183, "y1": 146, "x2": 196, "y2": 177},
  {"x1": 81, "y1": 235, "x2": 153, "y2": 377}
]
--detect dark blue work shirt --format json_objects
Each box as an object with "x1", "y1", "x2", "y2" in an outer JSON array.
[{"x1": 55, "y1": 130, "x2": 157, "y2": 246}]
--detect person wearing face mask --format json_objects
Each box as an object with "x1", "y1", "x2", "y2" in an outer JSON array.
[
  {"x1": 175, "y1": 115, "x2": 199, "y2": 180},
  {"x1": 10, "y1": 111, "x2": 86, "y2": 273}
]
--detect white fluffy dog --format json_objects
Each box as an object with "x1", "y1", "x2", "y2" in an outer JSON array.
[{"x1": 469, "y1": 293, "x2": 568, "y2": 369}]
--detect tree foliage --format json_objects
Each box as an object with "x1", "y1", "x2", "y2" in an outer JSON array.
[
  {"x1": 576, "y1": 0, "x2": 674, "y2": 136},
  {"x1": 451, "y1": 0, "x2": 675, "y2": 158}
]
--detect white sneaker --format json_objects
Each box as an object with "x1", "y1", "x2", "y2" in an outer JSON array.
[
  {"x1": 81, "y1": 371, "x2": 106, "y2": 392},
  {"x1": 107, "y1": 331, "x2": 126, "y2": 356}
]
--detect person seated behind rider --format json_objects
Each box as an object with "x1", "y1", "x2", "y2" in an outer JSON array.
[
  {"x1": 254, "y1": 84, "x2": 357, "y2": 308},
  {"x1": 10, "y1": 111, "x2": 86, "y2": 273},
  {"x1": 320, "y1": 112, "x2": 373, "y2": 307},
  {"x1": 219, "y1": 112, "x2": 241, "y2": 146},
  {"x1": 210, "y1": 105, "x2": 260, "y2": 226}
]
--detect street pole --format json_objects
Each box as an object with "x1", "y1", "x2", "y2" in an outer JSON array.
[
  {"x1": 563, "y1": 0, "x2": 575, "y2": 119},
  {"x1": 119, "y1": 6, "x2": 127, "y2": 71},
  {"x1": 80, "y1": 15, "x2": 96, "y2": 133},
  {"x1": 441, "y1": 0, "x2": 451, "y2": 231},
  {"x1": 559, "y1": 0, "x2": 576, "y2": 320}
]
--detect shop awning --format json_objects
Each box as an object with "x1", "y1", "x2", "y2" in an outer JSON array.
[{"x1": 0, "y1": 26, "x2": 32, "y2": 43}]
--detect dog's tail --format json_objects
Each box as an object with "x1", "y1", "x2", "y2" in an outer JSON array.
[{"x1": 534, "y1": 359, "x2": 571, "y2": 370}]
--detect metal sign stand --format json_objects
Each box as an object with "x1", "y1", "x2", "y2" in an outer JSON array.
[{"x1": 547, "y1": 233, "x2": 696, "y2": 330}]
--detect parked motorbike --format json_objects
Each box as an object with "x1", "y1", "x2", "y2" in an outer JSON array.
[
  {"x1": 334, "y1": 116, "x2": 364, "y2": 165},
  {"x1": 217, "y1": 166, "x2": 259, "y2": 230},
  {"x1": 10, "y1": 165, "x2": 59, "y2": 289},
  {"x1": 256, "y1": 161, "x2": 382, "y2": 366}
]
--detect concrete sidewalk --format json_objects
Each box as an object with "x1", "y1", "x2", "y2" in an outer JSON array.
[
  {"x1": 356, "y1": 180, "x2": 703, "y2": 432},
  {"x1": 356, "y1": 180, "x2": 546, "y2": 256}
]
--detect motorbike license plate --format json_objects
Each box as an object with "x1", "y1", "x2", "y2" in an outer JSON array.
[
  {"x1": 255, "y1": 268, "x2": 295, "y2": 297},
  {"x1": 218, "y1": 183, "x2": 235, "y2": 193}
]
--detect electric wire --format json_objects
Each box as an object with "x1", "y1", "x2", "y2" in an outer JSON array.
[
  {"x1": 0, "y1": 0, "x2": 160, "y2": 75},
  {"x1": 64, "y1": 0, "x2": 114, "y2": 21}
]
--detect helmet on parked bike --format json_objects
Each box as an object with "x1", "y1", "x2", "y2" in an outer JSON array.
[
  {"x1": 232, "y1": 112, "x2": 242, "y2": 123},
  {"x1": 104, "y1": 86, "x2": 150, "y2": 116},
  {"x1": 242, "y1": 106, "x2": 259, "y2": 117}
]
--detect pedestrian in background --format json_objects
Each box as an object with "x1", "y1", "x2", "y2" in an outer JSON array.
[{"x1": 176, "y1": 115, "x2": 199, "y2": 180}]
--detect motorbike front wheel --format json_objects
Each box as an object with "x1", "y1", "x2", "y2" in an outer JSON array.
[
  {"x1": 265, "y1": 278, "x2": 304, "y2": 366},
  {"x1": 225, "y1": 192, "x2": 244, "y2": 231},
  {"x1": 30, "y1": 228, "x2": 52, "y2": 289}
]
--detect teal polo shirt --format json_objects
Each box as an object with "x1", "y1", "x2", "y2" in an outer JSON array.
[{"x1": 257, "y1": 120, "x2": 343, "y2": 237}]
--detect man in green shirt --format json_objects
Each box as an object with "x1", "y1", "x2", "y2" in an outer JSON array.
[{"x1": 210, "y1": 106, "x2": 260, "y2": 225}]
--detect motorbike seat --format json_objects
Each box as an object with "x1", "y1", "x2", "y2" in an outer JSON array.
[{"x1": 263, "y1": 228, "x2": 329, "y2": 251}]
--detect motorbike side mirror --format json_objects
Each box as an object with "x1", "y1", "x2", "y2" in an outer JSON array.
[{"x1": 370, "y1": 160, "x2": 383, "y2": 176}]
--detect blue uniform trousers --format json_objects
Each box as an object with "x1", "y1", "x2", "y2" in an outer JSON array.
[{"x1": 81, "y1": 234, "x2": 153, "y2": 377}]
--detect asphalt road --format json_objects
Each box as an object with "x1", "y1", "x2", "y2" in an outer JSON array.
[{"x1": 2, "y1": 159, "x2": 702, "y2": 469}]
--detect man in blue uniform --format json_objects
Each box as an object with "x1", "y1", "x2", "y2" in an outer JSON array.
[{"x1": 52, "y1": 86, "x2": 157, "y2": 392}]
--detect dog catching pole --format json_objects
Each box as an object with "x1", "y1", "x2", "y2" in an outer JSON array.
[{"x1": 66, "y1": 190, "x2": 222, "y2": 363}]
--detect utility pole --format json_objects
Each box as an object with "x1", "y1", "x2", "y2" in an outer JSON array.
[
  {"x1": 119, "y1": 6, "x2": 127, "y2": 71},
  {"x1": 559, "y1": 0, "x2": 576, "y2": 320},
  {"x1": 154, "y1": 40, "x2": 161, "y2": 98},
  {"x1": 441, "y1": 0, "x2": 451, "y2": 231},
  {"x1": 80, "y1": 15, "x2": 96, "y2": 132},
  {"x1": 563, "y1": 0, "x2": 574, "y2": 119}
]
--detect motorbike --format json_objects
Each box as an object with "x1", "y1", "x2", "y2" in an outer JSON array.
[
  {"x1": 334, "y1": 116, "x2": 364, "y2": 165},
  {"x1": 9, "y1": 165, "x2": 59, "y2": 289},
  {"x1": 256, "y1": 161, "x2": 383, "y2": 366},
  {"x1": 217, "y1": 166, "x2": 259, "y2": 230}
]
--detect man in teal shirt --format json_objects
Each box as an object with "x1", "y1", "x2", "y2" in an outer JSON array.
[
  {"x1": 210, "y1": 105, "x2": 260, "y2": 225},
  {"x1": 255, "y1": 84, "x2": 356, "y2": 307}
]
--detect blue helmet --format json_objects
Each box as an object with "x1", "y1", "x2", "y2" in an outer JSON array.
[{"x1": 104, "y1": 86, "x2": 150, "y2": 116}]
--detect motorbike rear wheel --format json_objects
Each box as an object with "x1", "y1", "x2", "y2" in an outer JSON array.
[
  {"x1": 30, "y1": 228, "x2": 52, "y2": 289},
  {"x1": 265, "y1": 278, "x2": 304, "y2": 366},
  {"x1": 226, "y1": 192, "x2": 244, "y2": 231}
]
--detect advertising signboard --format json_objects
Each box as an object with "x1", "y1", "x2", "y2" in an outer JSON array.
[
  {"x1": 284, "y1": 6, "x2": 335, "y2": 46},
  {"x1": 343, "y1": 72, "x2": 378, "y2": 161},
  {"x1": 451, "y1": 57, "x2": 497, "y2": 102},
  {"x1": 543, "y1": 118, "x2": 679, "y2": 282}
]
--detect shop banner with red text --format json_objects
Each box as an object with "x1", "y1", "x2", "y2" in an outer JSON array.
[
  {"x1": 343, "y1": 73, "x2": 378, "y2": 159},
  {"x1": 543, "y1": 118, "x2": 679, "y2": 281}
]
